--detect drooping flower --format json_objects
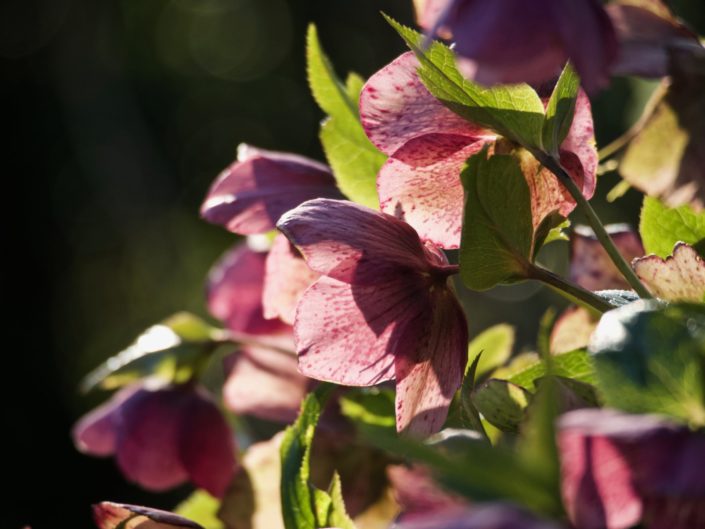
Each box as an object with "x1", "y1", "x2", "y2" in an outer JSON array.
[
  {"x1": 359, "y1": 52, "x2": 597, "y2": 249},
  {"x1": 93, "y1": 502, "x2": 203, "y2": 529},
  {"x1": 417, "y1": 0, "x2": 617, "y2": 93},
  {"x1": 206, "y1": 242, "x2": 289, "y2": 336},
  {"x1": 558, "y1": 408, "x2": 705, "y2": 529},
  {"x1": 200, "y1": 144, "x2": 342, "y2": 235},
  {"x1": 633, "y1": 242, "x2": 705, "y2": 302},
  {"x1": 73, "y1": 381, "x2": 236, "y2": 498},
  {"x1": 277, "y1": 198, "x2": 468, "y2": 435},
  {"x1": 205, "y1": 239, "x2": 314, "y2": 422}
]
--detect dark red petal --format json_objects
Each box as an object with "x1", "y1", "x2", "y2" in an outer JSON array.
[
  {"x1": 178, "y1": 386, "x2": 237, "y2": 498},
  {"x1": 115, "y1": 385, "x2": 190, "y2": 492},
  {"x1": 223, "y1": 345, "x2": 309, "y2": 423},
  {"x1": 262, "y1": 233, "x2": 321, "y2": 324},
  {"x1": 277, "y1": 199, "x2": 431, "y2": 285},
  {"x1": 206, "y1": 243, "x2": 289, "y2": 335},
  {"x1": 201, "y1": 145, "x2": 340, "y2": 235}
]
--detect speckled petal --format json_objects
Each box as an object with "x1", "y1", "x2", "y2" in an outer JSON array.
[
  {"x1": 263, "y1": 233, "x2": 321, "y2": 324},
  {"x1": 633, "y1": 242, "x2": 705, "y2": 302},
  {"x1": 277, "y1": 199, "x2": 431, "y2": 285},
  {"x1": 206, "y1": 244, "x2": 288, "y2": 335},
  {"x1": 178, "y1": 387, "x2": 237, "y2": 498},
  {"x1": 294, "y1": 276, "x2": 429, "y2": 386},
  {"x1": 359, "y1": 52, "x2": 488, "y2": 156},
  {"x1": 560, "y1": 90, "x2": 598, "y2": 208},
  {"x1": 394, "y1": 288, "x2": 468, "y2": 436},
  {"x1": 378, "y1": 135, "x2": 484, "y2": 249},
  {"x1": 201, "y1": 145, "x2": 340, "y2": 235},
  {"x1": 223, "y1": 344, "x2": 309, "y2": 423},
  {"x1": 570, "y1": 225, "x2": 645, "y2": 291}
]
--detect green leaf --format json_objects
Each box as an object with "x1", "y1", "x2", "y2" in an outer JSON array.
[
  {"x1": 306, "y1": 24, "x2": 385, "y2": 209},
  {"x1": 542, "y1": 63, "x2": 580, "y2": 156},
  {"x1": 596, "y1": 290, "x2": 640, "y2": 308},
  {"x1": 590, "y1": 300, "x2": 705, "y2": 426},
  {"x1": 459, "y1": 148, "x2": 534, "y2": 290},
  {"x1": 326, "y1": 473, "x2": 356, "y2": 529},
  {"x1": 339, "y1": 388, "x2": 396, "y2": 429},
  {"x1": 471, "y1": 379, "x2": 531, "y2": 432},
  {"x1": 384, "y1": 16, "x2": 546, "y2": 150},
  {"x1": 319, "y1": 117, "x2": 385, "y2": 209},
  {"x1": 359, "y1": 423, "x2": 562, "y2": 515},
  {"x1": 80, "y1": 312, "x2": 220, "y2": 392},
  {"x1": 466, "y1": 324, "x2": 515, "y2": 378},
  {"x1": 459, "y1": 354, "x2": 490, "y2": 440},
  {"x1": 345, "y1": 72, "x2": 366, "y2": 105},
  {"x1": 176, "y1": 491, "x2": 224, "y2": 529},
  {"x1": 280, "y1": 384, "x2": 357, "y2": 529},
  {"x1": 640, "y1": 196, "x2": 705, "y2": 258},
  {"x1": 507, "y1": 349, "x2": 596, "y2": 389}
]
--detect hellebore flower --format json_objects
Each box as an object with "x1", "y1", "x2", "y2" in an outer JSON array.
[
  {"x1": 200, "y1": 144, "x2": 341, "y2": 235},
  {"x1": 277, "y1": 198, "x2": 468, "y2": 435},
  {"x1": 558, "y1": 408, "x2": 705, "y2": 529},
  {"x1": 359, "y1": 52, "x2": 597, "y2": 249},
  {"x1": 73, "y1": 381, "x2": 236, "y2": 498},
  {"x1": 222, "y1": 344, "x2": 310, "y2": 423},
  {"x1": 417, "y1": 0, "x2": 617, "y2": 93},
  {"x1": 206, "y1": 242, "x2": 290, "y2": 336}
]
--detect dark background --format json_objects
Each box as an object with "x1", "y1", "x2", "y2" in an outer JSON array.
[{"x1": 5, "y1": 1, "x2": 704, "y2": 527}]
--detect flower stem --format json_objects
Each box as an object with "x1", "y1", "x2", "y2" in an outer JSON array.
[
  {"x1": 215, "y1": 330, "x2": 297, "y2": 356},
  {"x1": 527, "y1": 265, "x2": 613, "y2": 314},
  {"x1": 537, "y1": 153, "x2": 652, "y2": 299}
]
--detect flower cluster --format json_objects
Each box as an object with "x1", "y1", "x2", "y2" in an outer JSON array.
[{"x1": 72, "y1": 2, "x2": 705, "y2": 529}]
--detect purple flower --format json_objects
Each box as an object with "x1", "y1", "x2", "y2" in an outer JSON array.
[
  {"x1": 558, "y1": 408, "x2": 705, "y2": 529},
  {"x1": 277, "y1": 198, "x2": 468, "y2": 436},
  {"x1": 73, "y1": 382, "x2": 236, "y2": 498},
  {"x1": 392, "y1": 504, "x2": 562, "y2": 529},
  {"x1": 359, "y1": 52, "x2": 597, "y2": 249},
  {"x1": 419, "y1": 0, "x2": 617, "y2": 93},
  {"x1": 200, "y1": 144, "x2": 341, "y2": 235}
]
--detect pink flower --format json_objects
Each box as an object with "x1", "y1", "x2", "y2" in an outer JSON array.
[
  {"x1": 277, "y1": 198, "x2": 468, "y2": 436},
  {"x1": 200, "y1": 144, "x2": 341, "y2": 235},
  {"x1": 418, "y1": 0, "x2": 617, "y2": 93},
  {"x1": 73, "y1": 382, "x2": 237, "y2": 498},
  {"x1": 359, "y1": 52, "x2": 597, "y2": 249},
  {"x1": 558, "y1": 408, "x2": 705, "y2": 529}
]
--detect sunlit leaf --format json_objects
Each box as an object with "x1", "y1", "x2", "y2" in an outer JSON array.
[{"x1": 640, "y1": 196, "x2": 705, "y2": 258}]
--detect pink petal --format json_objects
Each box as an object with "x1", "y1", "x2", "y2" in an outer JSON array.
[
  {"x1": 262, "y1": 233, "x2": 321, "y2": 324},
  {"x1": 201, "y1": 145, "x2": 340, "y2": 235},
  {"x1": 558, "y1": 409, "x2": 644, "y2": 529},
  {"x1": 206, "y1": 244, "x2": 289, "y2": 335},
  {"x1": 115, "y1": 386, "x2": 190, "y2": 492},
  {"x1": 413, "y1": 0, "x2": 452, "y2": 31},
  {"x1": 387, "y1": 464, "x2": 468, "y2": 521},
  {"x1": 295, "y1": 276, "x2": 426, "y2": 386},
  {"x1": 549, "y1": 307, "x2": 598, "y2": 355},
  {"x1": 394, "y1": 288, "x2": 468, "y2": 435},
  {"x1": 223, "y1": 345, "x2": 309, "y2": 423},
  {"x1": 93, "y1": 502, "x2": 203, "y2": 529},
  {"x1": 359, "y1": 52, "x2": 488, "y2": 156},
  {"x1": 570, "y1": 224, "x2": 645, "y2": 291},
  {"x1": 277, "y1": 199, "x2": 432, "y2": 285},
  {"x1": 179, "y1": 386, "x2": 237, "y2": 498},
  {"x1": 559, "y1": 90, "x2": 598, "y2": 207},
  {"x1": 378, "y1": 134, "x2": 484, "y2": 249},
  {"x1": 633, "y1": 242, "x2": 705, "y2": 302}
]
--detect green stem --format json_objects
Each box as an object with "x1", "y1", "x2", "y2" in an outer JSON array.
[
  {"x1": 538, "y1": 154, "x2": 653, "y2": 299},
  {"x1": 528, "y1": 265, "x2": 613, "y2": 314},
  {"x1": 216, "y1": 330, "x2": 297, "y2": 356}
]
